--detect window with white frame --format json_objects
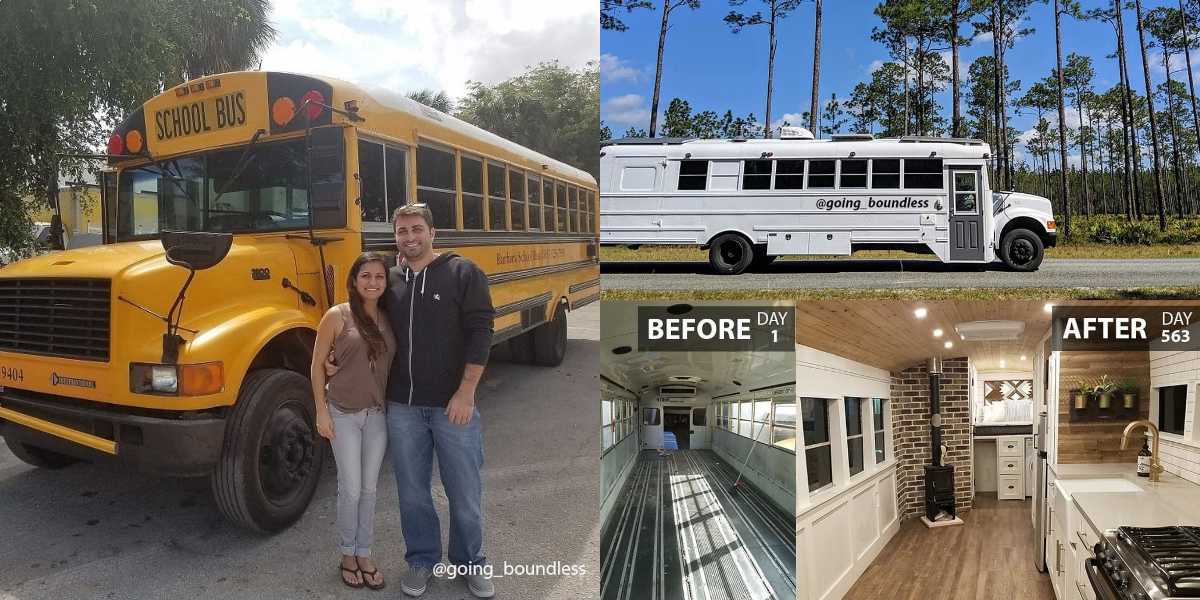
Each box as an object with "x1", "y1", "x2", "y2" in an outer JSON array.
[
  {"x1": 602, "y1": 395, "x2": 637, "y2": 454},
  {"x1": 802, "y1": 397, "x2": 833, "y2": 492},
  {"x1": 845, "y1": 397, "x2": 866, "y2": 476},
  {"x1": 773, "y1": 399, "x2": 797, "y2": 451},
  {"x1": 872, "y1": 398, "x2": 888, "y2": 463},
  {"x1": 753, "y1": 398, "x2": 772, "y2": 442}
]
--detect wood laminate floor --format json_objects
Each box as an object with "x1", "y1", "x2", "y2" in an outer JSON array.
[
  {"x1": 601, "y1": 450, "x2": 796, "y2": 600},
  {"x1": 844, "y1": 494, "x2": 1055, "y2": 600}
]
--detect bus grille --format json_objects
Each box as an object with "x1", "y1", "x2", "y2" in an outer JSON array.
[{"x1": 0, "y1": 279, "x2": 111, "y2": 362}]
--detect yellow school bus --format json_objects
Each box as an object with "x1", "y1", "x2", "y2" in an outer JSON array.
[{"x1": 0, "y1": 71, "x2": 598, "y2": 531}]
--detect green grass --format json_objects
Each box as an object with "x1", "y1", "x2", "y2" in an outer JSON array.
[
  {"x1": 601, "y1": 243, "x2": 1200, "y2": 263},
  {"x1": 600, "y1": 286, "x2": 1200, "y2": 301}
]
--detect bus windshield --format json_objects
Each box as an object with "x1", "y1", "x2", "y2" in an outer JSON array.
[{"x1": 112, "y1": 138, "x2": 332, "y2": 241}]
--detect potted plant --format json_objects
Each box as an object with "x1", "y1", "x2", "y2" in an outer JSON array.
[
  {"x1": 1118, "y1": 377, "x2": 1140, "y2": 409},
  {"x1": 1069, "y1": 377, "x2": 1090, "y2": 410},
  {"x1": 1090, "y1": 374, "x2": 1117, "y2": 409}
]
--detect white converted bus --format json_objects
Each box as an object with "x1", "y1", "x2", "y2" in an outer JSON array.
[{"x1": 599, "y1": 128, "x2": 1057, "y2": 275}]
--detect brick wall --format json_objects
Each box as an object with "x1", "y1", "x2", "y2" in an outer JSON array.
[{"x1": 891, "y1": 357, "x2": 973, "y2": 519}]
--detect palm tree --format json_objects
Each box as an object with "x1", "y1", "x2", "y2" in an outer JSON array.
[
  {"x1": 406, "y1": 90, "x2": 454, "y2": 113},
  {"x1": 810, "y1": 0, "x2": 823, "y2": 134},
  {"x1": 726, "y1": 0, "x2": 803, "y2": 137},
  {"x1": 1134, "y1": 0, "x2": 1168, "y2": 230},
  {"x1": 175, "y1": 0, "x2": 275, "y2": 81}
]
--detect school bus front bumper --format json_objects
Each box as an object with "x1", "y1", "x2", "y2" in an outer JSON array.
[{"x1": 0, "y1": 387, "x2": 226, "y2": 477}]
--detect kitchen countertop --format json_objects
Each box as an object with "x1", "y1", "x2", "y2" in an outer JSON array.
[{"x1": 1050, "y1": 462, "x2": 1200, "y2": 533}]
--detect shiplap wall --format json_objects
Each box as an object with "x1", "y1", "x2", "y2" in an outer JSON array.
[{"x1": 1150, "y1": 351, "x2": 1200, "y2": 483}]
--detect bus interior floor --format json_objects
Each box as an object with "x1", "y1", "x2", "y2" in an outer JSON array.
[{"x1": 601, "y1": 449, "x2": 795, "y2": 600}]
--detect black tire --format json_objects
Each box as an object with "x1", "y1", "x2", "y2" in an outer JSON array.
[
  {"x1": 750, "y1": 245, "x2": 777, "y2": 270},
  {"x1": 708, "y1": 233, "x2": 754, "y2": 275},
  {"x1": 211, "y1": 369, "x2": 325, "y2": 532},
  {"x1": 4, "y1": 436, "x2": 80, "y2": 469},
  {"x1": 1000, "y1": 228, "x2": 1045, "y2": 272},
  {"x1": 507, "y1": 330, "x2": 536, "y2": 364},
  {"x1": 531, "y1": 303, "x2": 568, "y2": 367}
]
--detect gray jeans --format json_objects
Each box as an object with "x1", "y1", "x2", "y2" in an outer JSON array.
[{"x1": 329, "y1": 403, "x2": 388, "y2": 556}]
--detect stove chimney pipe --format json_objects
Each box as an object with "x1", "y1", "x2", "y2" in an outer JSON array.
[{"x1": 928, "y1": 357, "x2": 943, "y2": 466}]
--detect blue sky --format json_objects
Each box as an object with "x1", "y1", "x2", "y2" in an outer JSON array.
[{"x1": 601, "y1": 0, "x2": 1193, "y2": 162}]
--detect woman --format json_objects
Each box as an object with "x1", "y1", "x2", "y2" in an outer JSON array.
[{"x1": 311, "y1": 252, "x2": 395, "y2": 590}]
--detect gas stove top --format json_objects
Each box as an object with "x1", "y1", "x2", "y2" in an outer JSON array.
[{"x1": 1092, "y1": 526, "x2": 1200, "y2": 600}]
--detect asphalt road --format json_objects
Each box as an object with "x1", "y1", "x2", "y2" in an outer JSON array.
[
  {"x1": 600, "y1": 258, "x2": 1200, "y2": 291},
  {"x1": 0, "y1": 303, "x2": 600, "y2": 600}
]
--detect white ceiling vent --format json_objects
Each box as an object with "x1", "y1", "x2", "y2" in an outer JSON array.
[
  {"x1": 954, "y1": 320, "x2": 1026, "y2": 341},
  {"x1": 779, "y1": 126, "x2": 815, "y2": 140},
  {"x1": 669, "y1": 375, "x2": 703, "y2": 383}
]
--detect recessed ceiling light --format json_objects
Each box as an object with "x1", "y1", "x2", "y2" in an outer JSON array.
[
  {"x1": 1044, "y1": 303, "x2": 1054, "y2": 313},
  {"x1": 612, "y1": 346, "x2": 632, "y2": 355},
  {"x1": 667, "y1": 303, "x2": 693, "y2": 315},
  {"x1": 1020, "y1": 355, "x2": 1028, "y2": 361},
  {"x1": 933, "y1": 328, "x2": 944, "y2": 338},
  {"x1": 914, "y1": 307, "x2": 928, "y2": 319},
  {"x1": 1000, "y1": 360, "x2": 1007, "y2": 368},
  {"x1": 944, "y1": 341, "x2": 953, "y2": 349}
]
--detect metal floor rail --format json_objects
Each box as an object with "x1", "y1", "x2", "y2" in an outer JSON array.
[{"x1": 600, "y1": 450, "x2": 796, "y2": 600}]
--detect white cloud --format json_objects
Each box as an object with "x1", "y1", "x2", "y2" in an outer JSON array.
[
  {"x1": 600, "y1": 53, "x2": 643, "y2": 83},
  {"x1": 603, "y1": 94, "x2": 650, "y2": 127},
  {"x1": 868, "y1": 59, "x2": 886, "y2": 74},
  {"x1": 971, "y1": 31, "x2": 993, "y2": 47},
  {"x1": 259, "y1": 0, "x2": 598, "y2": 100}
]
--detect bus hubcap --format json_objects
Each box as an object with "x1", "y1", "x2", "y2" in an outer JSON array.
[
  {"x1": 721, "y1": 241, "x2": 742, "y2": 265},
  {"x1": 1012, "y1": 239, "x2": 1034, "y2": 264},
  {"x1": 260, "y1": 405, "x2": 315, "y2": 503}
]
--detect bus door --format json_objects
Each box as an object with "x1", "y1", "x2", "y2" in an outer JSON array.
[
  {"x1": 689, "y1": 406, "x2": 710, "y2": 449},
  {"x1": 948, "y1": 168, "x2": 984, "y2": 261},
  {"x1": 641, "y1": 404, "x2": 664, "y2": 449}
]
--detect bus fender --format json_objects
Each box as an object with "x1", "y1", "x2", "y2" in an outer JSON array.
[{"x1": 701, "y1": 229, "x2": 754, "y2": 249}]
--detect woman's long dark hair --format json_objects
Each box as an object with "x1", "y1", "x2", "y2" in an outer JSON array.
[{"x1": 346, "y1": 252, "x2": 390, "y2": 363}]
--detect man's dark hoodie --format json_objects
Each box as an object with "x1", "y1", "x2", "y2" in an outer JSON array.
[{"x1": 385, "y1": 252, "x2": 494, "y2": 407}]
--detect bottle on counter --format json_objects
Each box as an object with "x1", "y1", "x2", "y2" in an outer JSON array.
[{"x1": 1137, "y1": 439, "x2": 1152, "y2": 477}]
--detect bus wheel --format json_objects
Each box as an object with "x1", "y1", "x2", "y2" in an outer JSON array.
[
  {"x1": 507, "y1": 330, "x2": 536, "y2": 364},
  {"x1": 708, "y1": 233, "x2": 753, "y2": 275},
  {"x1": 4, "y1": 437, "x2": 80, "y2": 469},
  {"x1": 750, "y1": 245, "x2": 777, "y2": 270},
  {"x1": 212, "y1": 369, "x2": 325, "y2": 532},
  {"x1": 531, "y1": 304, "x2": 568, "y2": 367},
  {"x1": 1000, "y1": 229, "x2": 1044, "y2": 272}
]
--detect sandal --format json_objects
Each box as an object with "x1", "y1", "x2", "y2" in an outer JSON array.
[
  {"x1": 340, "y1": 564, "x2": 364, "y2": 589},
  {"x1": 357, "y1": 559, "x2": 386, "y2": 591}
]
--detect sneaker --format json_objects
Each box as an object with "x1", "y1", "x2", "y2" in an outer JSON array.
[
  {"x1": 464, "y1": 570, "x2": 495, "y2": 598},
  {"x1": 400, "y1": 566, "x2": 433, "y2": 597}
]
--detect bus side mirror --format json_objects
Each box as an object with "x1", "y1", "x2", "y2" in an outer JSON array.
[
  {"x1": 307, "y1": 126, "x2": 346, "y2": 229},
  {"x1": 162, "y1": 230, "x2": 233, "y2": 271}
]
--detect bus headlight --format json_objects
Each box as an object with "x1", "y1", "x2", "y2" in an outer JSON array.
[{"x1": 131, "y1": 362, "x2": 223, "y2": 396}]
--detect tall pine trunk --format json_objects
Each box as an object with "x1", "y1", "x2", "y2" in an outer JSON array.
[
  {"x1": 1181, "y1": 0, "x2": 1200, "y2": 204},
  {"x1": 1115, "y1": 1, "x2": 1141, "y2": 220},
  {"x1": 649, "y1": 0, "x2": 670, "y2": 137},
  {"x1": 809, "y1": 0, "x2": 822, "y2": 136},
  {"x1": 951, "y1": 1, "x2": 962, "y2": 137},
  {"x1": 1134, "y1": 0, "x2": 1168, "y2": 230},
  {"x1": 765, "y1": 8, "x2": 777, "y2": 137},
  {"x1": 992, "y1": 1, "x2": 1005, "y2": 188},
  {"x1": 1165, "y1": 51, "x2": 1186, "y2": 218},
  {"x1": 1054, "y1": 0, "x2": 1072, "y2": 238}
]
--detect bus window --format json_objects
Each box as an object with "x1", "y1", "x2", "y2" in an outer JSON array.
[
  {"x1": 872, "y1": 159, "x2": 900, "y2": 189},
  {"x1": 954, "y1": 171, "x2": 979, "y2": 213},
  {"x1": 556, "y1": 182, "x2": 568, "y2": 232},
  {"x1": 619, "y1": 166, "x2": 656, "y2": 191},
  {"x1": 839, "y1": 159, "x2": 867, "y2": 189},
  {"x1": 808, "y1": 160, "x2": 835, "y2": 188},
  {"x1": 542, "y1": 178, "x2": 555, "y2": 231},
  {"x1": 742, "y1": 159, "x2": 771, "y2": 190},
  {"x1": 903, "y1": 158, "x2": 944, "y2": 189},
  {"x1": 773, "y1": 400, "x2": 797, "y2": 451},
  {"x1": 568, "y1": 186, "x2": 578, "y2": 232},
  {"x1": 358, "y1": 140, "x2": 386, "y2": 222},
  {"x1": 528, "y1": 174, "x2": 542, "y2": 230},
  {"x1": 774, "y1": 159, "x2": 804, "y2": 189},
  {"x1": 678, "y1": 160, "x2": 707, "y2": 190},
  {"x1": 692, "y1": 408, "x2": 706, "y2": 426},
  {"x1": 586, "y1": 190, "x2": 595, "y2": 232},
  {"x1": 385, "y1": 146, "x2": 408, "y2": 211},
  {"x1": 509, "y1": 169, "x2": 525, "y2": 230},
  {"x1": 416, "y1": 144, "x2": 457, "y2": 229},
  {"x1": 460, "y1": 155, "x2": 484, "y2": 230},
  {"x1": 487, "y1": 161, "x2": 507, "y2": 231}
]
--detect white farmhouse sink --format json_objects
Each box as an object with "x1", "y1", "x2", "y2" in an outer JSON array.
[{"x1": 1056, "y1": 478, "x2": 1144, "y2": 497}]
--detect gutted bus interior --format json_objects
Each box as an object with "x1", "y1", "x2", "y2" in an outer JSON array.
[{"x1": 600, "y1": 302, "x2": 797, "y2": 600}]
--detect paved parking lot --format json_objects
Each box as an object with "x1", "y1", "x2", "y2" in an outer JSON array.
[{"x1": 0, "y1": 303, "x2": 600, "y2": 600}]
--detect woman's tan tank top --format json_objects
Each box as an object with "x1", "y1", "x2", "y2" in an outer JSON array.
[{"x1": 326, "y1": 303, "x2": 395, "y2": 411}]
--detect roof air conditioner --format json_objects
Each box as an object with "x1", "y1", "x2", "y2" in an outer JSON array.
[
  {"x1": 780, "y1": 126, "x2": 815, "y2": 140},
  {"x1": 658, "y1": 385, "x2": 697, "y2": 398},
  {"x1": 954, "y1": 320, "x2": 1026, "y2": 341}
]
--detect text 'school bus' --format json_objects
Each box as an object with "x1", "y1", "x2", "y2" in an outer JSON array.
[
  {"x1": 600, "y1": 127, "x2": 1056, "y2": 275},
  {"x1": 0, "y1": 71, "x2": 598, "y2": 532}
]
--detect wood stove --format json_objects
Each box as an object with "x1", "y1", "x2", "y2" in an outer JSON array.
[{"x1": 924, "y1": 464, "x2": 957, "y2": 521}]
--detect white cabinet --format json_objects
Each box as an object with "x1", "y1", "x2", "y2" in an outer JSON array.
[
  {"x1": 996, "y1": 436, "x2": 1027, "y2": 500},
  {"x1": 1048, "y1": 486, "x2": 1069, "y2": 599}
]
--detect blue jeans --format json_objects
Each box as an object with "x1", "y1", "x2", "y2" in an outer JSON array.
[
  {"x1": 328, "y1": 404, "x2": 388, "y2": 557},
  {"x1": 386, "y1": 404, "x2": 485, "y2": 568}
]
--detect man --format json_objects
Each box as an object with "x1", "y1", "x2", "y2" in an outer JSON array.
[{"x1": 336, "y1": 203, "x2": 495, "y2": 597}]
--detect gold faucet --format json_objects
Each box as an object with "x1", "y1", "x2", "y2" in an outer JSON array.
[{"x1": 1121, "y1": 420, "x2": 1164, "y2": 482}]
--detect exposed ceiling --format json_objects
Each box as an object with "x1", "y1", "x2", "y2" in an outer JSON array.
[{"x1": 600, "y1": 301, "x2": 796, "y2": 399}]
